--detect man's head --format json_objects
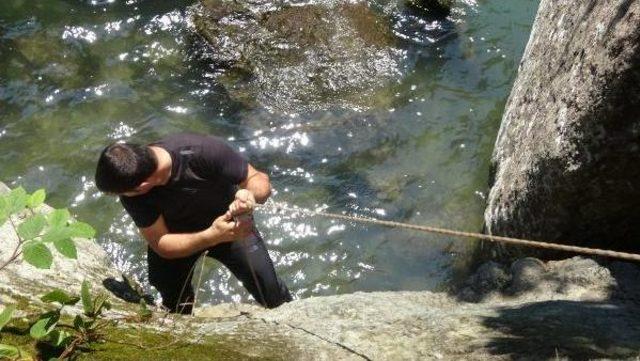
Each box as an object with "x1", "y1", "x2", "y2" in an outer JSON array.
[{"x1": 95, "y1": 142, "x2": 157, "y2": 196}]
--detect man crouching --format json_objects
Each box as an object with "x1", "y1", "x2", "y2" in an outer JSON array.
[{"x1": 95, "y1": 132, "x2": 292, "y2": 313}]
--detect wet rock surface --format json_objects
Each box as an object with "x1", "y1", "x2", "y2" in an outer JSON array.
[
  {"x1": 484, "y1": 0, "x2": 640, "y2": 255},
  {"x1": 191, "y1": 0, "x2": 407, "y2": 112}
]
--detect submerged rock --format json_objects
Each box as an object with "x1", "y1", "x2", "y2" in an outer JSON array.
[
  {"x1": 484, "y1": 0, "x2": 640, "y2": 255},
  {"x1": 191, "y1": 0, "x2": 406, "y2": 112}
]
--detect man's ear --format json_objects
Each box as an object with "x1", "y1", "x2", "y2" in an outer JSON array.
[{"x1": 136, "y1": 181, "x2": 153, "y2": 193}]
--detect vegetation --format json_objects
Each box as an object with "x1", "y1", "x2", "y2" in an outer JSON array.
[
  {"x1": 0, "y1": 187, "x2": 109, "y2": 360},
  {"x1": 0, "y1": 187, "x2": 219, "y2": 360},
  {"x1": 0, "y1": 187, "x2": 95, "y2": 271}
]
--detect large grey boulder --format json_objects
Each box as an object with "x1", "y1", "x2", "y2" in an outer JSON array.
[{"x1": 485, "y1": 0, "x2": 640, "y2": 255}]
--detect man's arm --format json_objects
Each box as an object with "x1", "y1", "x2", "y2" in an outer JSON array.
[
  {"x1": 140, "y1": 214, "x2": 252, "y2": 259},
  {"x1": 228, "y1": 164, "x2": 271, "y2": 216},
  {"x1": 239, "y1": 164, "x2": 271, "y2": 204}
]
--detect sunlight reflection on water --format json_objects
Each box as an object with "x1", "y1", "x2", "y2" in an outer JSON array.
[{"x1": 0, "y1": 0, "x2": 539, "y2": 305}]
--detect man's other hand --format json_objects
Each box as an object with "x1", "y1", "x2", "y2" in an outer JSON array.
[
  {"x1": 229, "y1": 189, "x2": 256, "y2": 217},
  {"x1": 209, "y1": 213, "x2": 252, "y2": 244}
]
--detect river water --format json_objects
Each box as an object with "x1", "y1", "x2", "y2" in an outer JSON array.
[{"x1": 0, "y1": 0, "x2": 538, "y2": 304}]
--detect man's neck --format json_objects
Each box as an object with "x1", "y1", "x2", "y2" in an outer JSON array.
[{"x1": 149, "y1": 146, "x2": 172, "y2": 186}]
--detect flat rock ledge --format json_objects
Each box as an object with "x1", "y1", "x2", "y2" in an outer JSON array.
[
  {"x1": 192, "y1": 256, "x2": 640, "y2": 360},
  {"x1": 2, "y1": 180, "x2": 640, "y2": 359}
]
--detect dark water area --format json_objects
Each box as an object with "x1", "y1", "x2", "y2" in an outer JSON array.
[{"x1": 0, "y1": 0, "x2": 538, "y2": 305}]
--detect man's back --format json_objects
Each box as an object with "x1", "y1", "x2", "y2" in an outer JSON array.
[{"x1": 120, "y1": 133, "x2": 248, "y2": 233}]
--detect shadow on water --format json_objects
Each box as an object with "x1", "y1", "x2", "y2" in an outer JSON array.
[{"x1": 481, "y1": 300, "x2": 640, "y2": 360}]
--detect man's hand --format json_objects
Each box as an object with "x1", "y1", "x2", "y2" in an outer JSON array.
[
  {"x1": 208, "y1": 212, "x2": 253, "y2": 244},
  {"x1": 139, "y1": 213, "x2": 252, "y2": 259},
  {"x1": 228, "y1": 189, "x2": 256, "y2": 217}
]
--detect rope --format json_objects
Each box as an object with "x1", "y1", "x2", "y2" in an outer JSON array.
[
  {"x1": 175, "y1": 253, "x2": 200, "y2": 315},
  {"x1": 192, "y1": 250, "x2": 209, "y2": 314},
  {"x1": 256, "y1": 202, "x2": 640, "y2": 263}
]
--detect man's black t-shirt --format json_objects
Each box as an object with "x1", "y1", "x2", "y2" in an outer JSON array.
[{"x1": 120, "y1": 133, "x2": 248, "y2": 233}]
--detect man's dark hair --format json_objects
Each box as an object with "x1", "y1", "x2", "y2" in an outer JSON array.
[{"x1": 95, "y1": 142, "x2": 157, "y2": 194}]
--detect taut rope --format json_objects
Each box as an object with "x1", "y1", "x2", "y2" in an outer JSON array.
[{"x1": 256, "y1": 202, "x2": 640, "y2": 263}]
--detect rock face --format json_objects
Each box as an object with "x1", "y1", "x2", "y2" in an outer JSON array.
[
  {"x1": 191, "y1": 0, "x2": 405, "y2": 112},
  {"x1": 484, "y1": 0, "x2": 640, "y2": 254}
]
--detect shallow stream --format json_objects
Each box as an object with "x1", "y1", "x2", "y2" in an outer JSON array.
[{"x1": 0, "y1": 0, "x2": 538, "y2": 304}]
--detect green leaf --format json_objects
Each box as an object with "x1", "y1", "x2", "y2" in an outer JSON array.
[
  {"x1": 47, "y1": 208, "x2": 70, "y2": 227},
  {"x1": 0, "y1": 305, "x2": 15, "y2": 331},
  {"x1": 53, "y1": 237, "x2": 77, "y2": 259},
  {"x1": 73, "y1": 315, "x2": 84, "y2": 330},
  {"x1": 81, "y1": 281, "x2": 93, "y2": 316},
  {"x1": 48, "y1": 329, "x2": 73, "y2": 347},
  {"x1": 7, "y1": 187, "x2": 28, "y2": 214},
  {"x1": 83, "y1": 318, "x2": 95, "y2": 330},
  {"x1": 22, "y1": 240, "x2": 53, "y2": 269},
  {"x1": 67, "y1": 221, "x2": 96, "y2": 239},
  {"x1": 27, "y1": 189, "x2": 46, "y2": 209},
  {"x1": 29, "y1": 311, "x2": 59, "y2": 340},
  {"x1": 41, "y1": 289, "x2": 80, "y2": 306},
  {"x1": 0, "y1": 344, "x2": 20, "y2": 359},
  {"x1": 93, "y1": 294, "x2": 110, "y2": 317},
  {"x1": 41, "y1": 227, "x2": 72, "y2": 243},
  {"x1": 17, "y1": 214, "x2": 46, "y2": 240}
]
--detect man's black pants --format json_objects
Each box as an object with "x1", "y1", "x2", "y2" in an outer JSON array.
[{"x1": 148, "y1": 231, "x2": 292, "y2": 314}]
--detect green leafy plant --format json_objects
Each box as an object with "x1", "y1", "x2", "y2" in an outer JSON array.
[
  {"x1": 0, "y1": 305, "x2": 15, "y2": 331},
  {"x1": 0, "y1": 187, "x2": 109, "y2": 360},
  {"x1": 26, "y1": 281, "x2": 112, "y2": 359},
  {"x1": 0, "y1": 187, "x2": 95, "y2": 271},
  {"x1": 0, "y1": 305, "x2": 30, "y2": 360}
]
